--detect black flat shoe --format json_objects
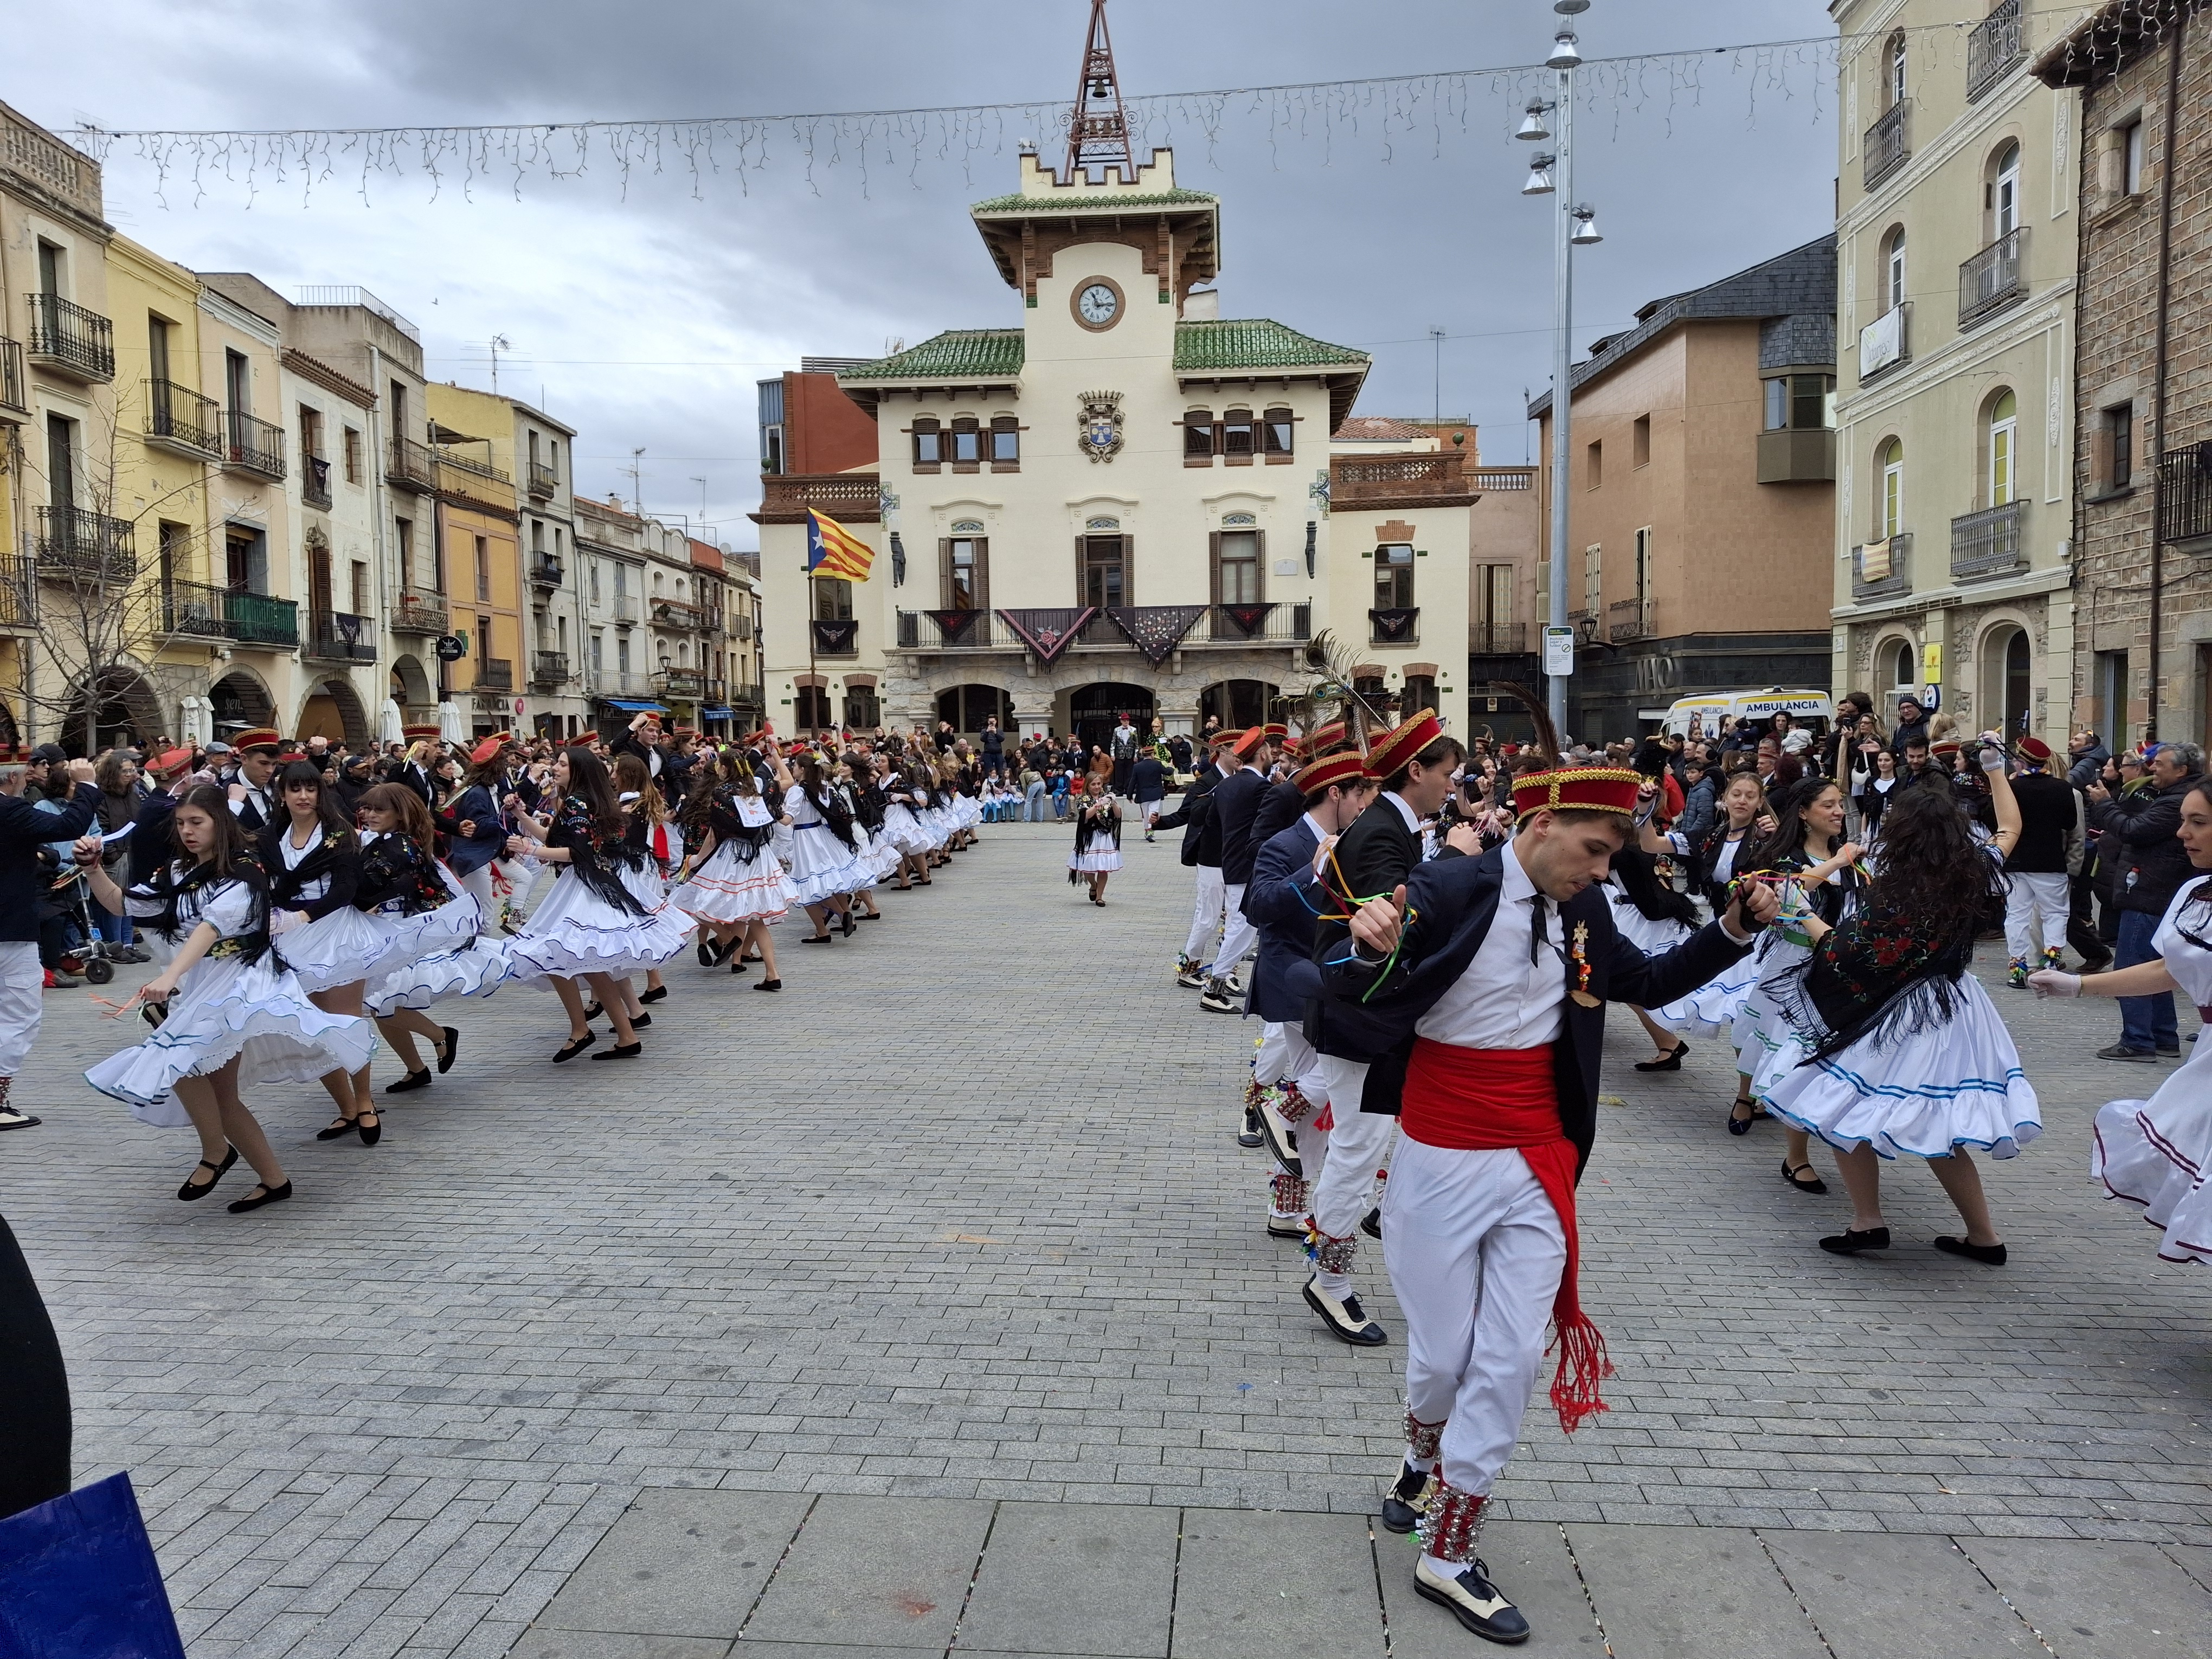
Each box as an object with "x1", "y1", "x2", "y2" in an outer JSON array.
[
  {"x1": 1782, "y1": 1159, "x2": 1828, "y2": 1195},
  {"x1": 1635, "y1": 1041, "x2": 1689, "y2": 1072},
  {"x1": 799, "y1": 934, "x2": 834, "y2": 944},
  {"x1": 1237, "y1": 1106, "x2": 1264, "y2": 1148},
  {"x1": 384, "y1": 1070, "x2": 432, "y2": 1095},
  {"x1": 1380, "y1": 1462, "x2": 1430, "y2": 1535},
  {"x1": 316, "y1": 1114, "x2": 364, "y2": 1139},
  {"x1": 1726, "y1": 1099, "x2": 1757, "y2": 1136},
  {"x1": 840, "y1": 911, "x2": 855, "y2": 937},
  {"x1": 752, "y1": 978, "x2": 781, "y2": 992},
  {"x1": 227, "y1": 1180, "x2": 293, "y2": 1214},
  {"x1": 552, "y1": 1032, "x2": 596, "y2": 1063},
  {"x1": 589, "y1": 1041, "x2": 643, "y2": 1060},
  {"x1": 627, "y1": 1012, "x2": 651, "y2": 1030},
  {"x1": 639, "y1": 985, "x2": 668, "y2": 1004},
  {"x1": 1818, "y1": 1225, "x2": 1891, "y2": 1255},
  {"x1": 696, "y1": 940, "x2": 718, "y2": 967},
  {"x1": 1360, "y1": 1207, "x2": 1383, "y2": 1240},
  {"x1": 356, "y1": 1110, "x2": 381, "y2": 1148},
  {"x1": 712, "y1": 936, "x2": 743, "y2": 965},
  {"x1": 437, "y1": 1027, "x2": 461, "y2": 1073},
  {"x1": 859, "y1": 912, "x2": 882, "y2": 921},
  {"x1": 582, "y1": 1001, "x2": 604, "y2": 1020},
  {"x1": 1934, "y1": 1235, "x2": 2007, "y2": 1265},
  {"x1": 178, "y1": 1146, "x2": 240, "y2": 1199},
  {"x1": 729, "y1": 956, "x2": 750, "y2": 973}
]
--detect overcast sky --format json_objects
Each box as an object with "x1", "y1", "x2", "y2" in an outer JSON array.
[{"x1": 16, "y1": 0, "x2": 1838, "y2": 548}]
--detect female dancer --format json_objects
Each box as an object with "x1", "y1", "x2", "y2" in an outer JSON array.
[
  {"x1": 1607, "y1": 835, "x2": 1705, "y2": 1071},
  {"x1": 1732, "y1": 778, "x2": 1861, "y2": 1194},
  {"x1": 783, "y1": 755, "x2": 868, "y2": 943},
  {"x1": 361, "y1": 783, "x2": 496, "y2": 1092},
  {"x1": 670, "y1": 751, "x2": 790, "y2": 991},
  {"x1": 1068, "y1": 776, "x2": 1123, "y2": 905},
  {"x1": 606, "y1": 751, "x2": 679, "y2": 1019},
  {"x1": 261, "y1": 760, "x2": 385, "y2": 1142},
  {"x1": 834, "y1": 755, "x2": 886, "y2": 923},
  {"x1": 1761, "y1": 746, "x2": 2029, "y2": 1258},
  {"x1": 502, "y1": 745, "x2": 689, "y2": 1061},
  {"x1": 878, "y1": 757, "x2": 934, "y2": 889},
  {"x1": 2044, "y1": 776, "x2": 2212, "y2": 1262},
  {"x1": 1643, "y1": 769, "x2": 1773, "y2": 1043},
  {"x1": 80, "y1": 786, "x2": 373, "y2": 1212}
]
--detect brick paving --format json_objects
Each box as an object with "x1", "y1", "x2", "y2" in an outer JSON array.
[{"x1": 2, "y1": 821, "x2": 2209, "y2": 1657}]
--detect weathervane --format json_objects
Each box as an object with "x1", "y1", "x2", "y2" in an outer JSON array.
[{"x1": 1065, "y1": 0, "x2": 1135, "y2": 180}]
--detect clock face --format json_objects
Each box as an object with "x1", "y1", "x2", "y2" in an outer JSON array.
[{"x1": 1076, "y1": 281, "x2": 1120, "y2": 327}]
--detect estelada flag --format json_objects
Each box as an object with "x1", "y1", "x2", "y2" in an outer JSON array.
[{"x1": 805, "y1": 509, "x2": 874, "y2": 582}]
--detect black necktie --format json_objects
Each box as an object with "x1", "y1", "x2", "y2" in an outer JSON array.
[{"x1": 1529, "y1": 893, "x2": 1547, "y2": 966}]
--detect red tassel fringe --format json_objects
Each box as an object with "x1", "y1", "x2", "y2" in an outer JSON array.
[{"x1": 1547, "y1": 1310, "x2": 1613, "y2": 1436}]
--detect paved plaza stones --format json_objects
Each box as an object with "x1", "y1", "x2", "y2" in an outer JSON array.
[{"x1": 3, "y1": 822, "x2": 2209, "y2": 1656}]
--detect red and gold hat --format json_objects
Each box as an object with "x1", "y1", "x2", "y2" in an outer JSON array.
[
  {"x1": 401, "y1": 723, "x2": 440, "y2": 744},
  {"x1": 1931, "y1": 740, "x2": 1962, "y2": 760},
  {"x1": 1306, "y1": 719, "x2": 1350, "y2": 756},
  {"x1": 232, "y1": 727, "x2": 282, "y2": 754},
  {"x1": 1209, "y1": 728, "x2": 1246, "y2": 750},
  {"x1": 2015, "y1": 735, "x2": 2053, "y2": 764},
  {"x1": 147, "y1": 746, "x2": 195, "y2": 778},
  {"x1": 1262, "y1": 722, "x2": 1289, "y2": 744},
  {"x1": 1509, "y1": 765, "x2": 1643, "y2": 824},
  {"x1": 1364, "y1": 709, "x2": 1444, "y2": 781},
  {"x1": 469, "y1": 732, "x2": 512, "y2": 767},
  {"x1": 1230, "y1": 726, "x2": 1268, "y2": 761},
  {"x1": 1293, "y1": 751, "x2": 1368, "y2": 796}
]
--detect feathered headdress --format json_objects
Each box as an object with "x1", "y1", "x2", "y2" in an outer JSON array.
[{"x1": 1290, "y1": 629, "x2": 1396, "y2": 756}]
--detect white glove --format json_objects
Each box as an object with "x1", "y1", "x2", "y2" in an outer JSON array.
[
  {"x1": 2025, "y1": 969, "x2": 2080, "y2": 999},
  {"x1": 269, "y1": 908, "x2": 309, "y2": 937}
]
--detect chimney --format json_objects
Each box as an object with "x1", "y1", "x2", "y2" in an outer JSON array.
[{"x1": 1182, "y1": 288, "x2": 1219, "y2": 321}]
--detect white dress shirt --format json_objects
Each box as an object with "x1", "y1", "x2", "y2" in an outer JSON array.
[{"x1": 1415, "y1": 838, "x2": 1567, "y2": 1051}]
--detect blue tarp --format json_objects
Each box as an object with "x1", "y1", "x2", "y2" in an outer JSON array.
[{"x1": 601, "y1": 699, "x2": 670, "y2": 713}]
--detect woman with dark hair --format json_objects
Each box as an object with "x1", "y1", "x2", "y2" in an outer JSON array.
[
  {"x1": 832, "y1": 753, "x2": 886, "y2": 922},
  {"x1": 501, "y1": 745, "x2": 688, "y2": 1060},
  {"x1": 877, "y1": 754, "x2": 934, "y2": 889},
  {"x1": 91, "y1": 750, "x2": 146, "y2": 960},
  {"x1": 2046, "y1": 776, "x2": 2212, "y2": 1264},
  {"x1": 1643, "y1": 770, "x2": 1773, "y2": 1044},
  {"x1": 1606, "y1": 832, "x2": 1705, "y2": 1071},
  {"x1": 670, "y1": 749, "x2": 790, "y2": 989},
  {"x1": 359, "y1": 782, "x2": 494, "y2": 1092},
  {"x1": 1067, "y1": 773, "x2": 1123, "y2": 904},
  {"x1": 79, "y1": 785, "x2": 372, "y2": 1211},
  {"x1": 783, "y1": 754, "x2": 868, "y2": 943},
  {"x1": 1763, "y1": 747, "x2": 2034, "y2": 1261},
  {"x1": 607, "y1": 750, "x2": 679, "y2": 1020}
]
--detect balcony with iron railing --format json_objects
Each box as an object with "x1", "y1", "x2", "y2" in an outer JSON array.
[
  {"x1": 301, "y1": 454, "x2": 333, "y2": 510},
  {"x1": 652, "y1": 596, "x2": 706, "y2": 629},
  {"x1": 1204, "y1": 602, "x2": 1313, "y2": 644},
  {"x1": 0, "y1": 555, "x2": 35, "y2": 631},
  {"x1": 143, "y1": 377, "x2": 223, "y2": 459},
  {"x1": 227, "y1": 590, "x2": 299, "y2": 648},
  {"x1": 1863, "y1": 100, "x2": 1909, "y2": 191},
  {"x1": 729, "y1": 682, "x2": 765, "y2": 711},
  {"x1": 391, "y1": 585, "x2": 449, "y2": 634},
  {"x1": 306, "y1": 609, "x2": 376, "y2": 663},
  {"x1": 161, "y1": 579, "x2": 234, "y2": 640},
  {"x1": 0, "y1": 338, "x2": 24, "y2": 419},
  {"x1": 609, "y1": 593, "x2": 641, "y2": 624},
  {"x1": 594, "y1": 669, "x2": 654, "y2": 697},
  {"x1": 1952, "y1": 501, "x2": 2028, "y2": 581},
  {"x1": 33, "y1": 505, "x2": 135, "y2": 582},
  {"x1": 1850, "y1": 531, "x2": 1914, "y2": 602},
  {"x1": 1607, "y1": 597, "x2": 1650, "y2": 642},
  {"x1": 24, "y1": 292, "x2": 113, "y2": 382},
  {"x1": 474, "y1": 657, "x2": 514, "y2": 692},
  {"x1": 891, "y1": 604, "x2": 1312, "y2": 652},
  {"x1": 385, "y1": 435, "x2": 439, "y2": 493},
  {"x1": 2157, "y1": 441, "x2": 2212, "y2": 552},
  {"x1": 653, "y1": 666, "x2": 707, "y2": 698},
  {"x1": 436, "y1": 448, "x2": 511, "y2": 487},
  {"x1": 529, "y1": 556, "x2": 564, "y2": 589},
  {"x1": 531, "y1": 651, "x2": 574, "y2": 686},
  {"x1": 1967, "y1": 0, "x2": 2025, "y2": 102},
  {"x1": 224, "y1": 409, "x2": 287, "y2": 481},
  {"x1": 752, "y1": 472, "x2": 882, "y2": 524},
  {"x1": 1959, "y1": 228, "x2": 2028, "y2": 328},
  {"x1": 1467, "y1": 622, "x2": 1529, "y2": 657},
  {"x1": 527, "y1": 459, "x2": 558, "y2": 499},
  {"x1": 1369, "y1": 607, "x2": 1420, "y2": 647}
]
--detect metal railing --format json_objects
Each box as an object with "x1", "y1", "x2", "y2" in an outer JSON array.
[
  {"x1": 1951, "y1": 501, "x2": 2028, "y2": 580},
  {"x1": 227, "y1": 590, "x2": 299, "y2": 647},
  {"x1": 1863, "y1": 100, "x2": 1909, "y2": 190},
  {"x1": 161, "y1": 578, "x2": 235, "y2": 640},
  {"x1": 527, "y1": 459, "x2": 558, "y2": 498},
  {"x1": 2157, "y1": 442, "x2": 2212, "y2": 548},
  {"x1": 728, "y1": 683, "x2": 765, "y2": 711},
  {"x1": 385, "y1": 436, "x2": 439, "y2": 493},
  {"x1": 474, "y1": 657, "x2": 514, "y2": 691},
  {"x1": 1204, "y1": 602, "x2": 1312, "y2": 643},
  {"x1": 593, "y1": 669, "x2": 653, "y2": 696},
  {"x1": 0, "y1": 338, "x2": 23, "y2": 415},
  {"x1": 1959, "y1": 228, "x2": 2027, "y2": 327},
  {"x1": 529, "y1": 557, "x2": 564, "y2": 588},
  {"x1": 1468, "y1": 622, "x2": 1528, "y2": 655},
  {"x1": 33, "y1": 505, "x2": 136, "y2": 581},
  {"x1": 1607, "y1": 597, "x2": 1650, "y2": 642},
  {"x1": 294, "y1": 286, "x2": 421, "y2": 344},
  {"x1": 25, "y1": 292, "x2": 113, "y2": 381},
  {"x1": 1851, "y1": 532, "x2": 1913, "y2": 601},
  {"x1": 391, "y1": 585, "x2": 449, "y2": 634},
  {"x1": 307, "y1": 609, "x2": 376, "y2": 661},
  {"x1": 144, "y1": 377, "x2": 223, "y2": 457},
  {"x1": 0, "y1": 555, "x2": 35, "y2": 629},
  {"x1": 610, "y1": 593, "x2": 641, "y2": 623},
  {"x1": 1967, "y1": 0, "x2": 2025, "y2": 102},
  {"x1": 729, "y1": 549, "x2": 762, "y2": 578},
  {"x1": 224, "y1": 409, "x2": 287, "y2": 480},
  {"x1": 653, "y1": 666, "x2": 706, "y2": 697},
  {"x1": 436, "y1": 448, "x2": 510, "y2": 486},
  {"x1": 653, "y1": 596, "x2": 706, "y2": 629},
  {"x1": 301, "y1": 455, "x2": 333, "y2": 509},
  {"x1": 531, "y1": 650, "x2": 574, "y2": 685}
]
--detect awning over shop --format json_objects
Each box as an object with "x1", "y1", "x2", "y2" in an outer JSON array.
[
  {"x1": 700, "y1": 706, "x2": 734, "y2": 721},
  {"x1": 601, "y1": 698, "x2": 671, "y2": 713}
]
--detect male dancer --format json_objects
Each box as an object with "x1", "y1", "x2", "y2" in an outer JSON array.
[
  {"x1": 1327, "y1": 762, "x2": 1777, "y2": 1644},
  {"x1": 1200, "y1": 726, "x2": 1277, "y2": 1013},
  {"x1": 2002, "y1": 734, "x2": 2081, "y2": 986},
  {"x1": 1156, "y1": 729, "x2": 1239, "y2": 992}
]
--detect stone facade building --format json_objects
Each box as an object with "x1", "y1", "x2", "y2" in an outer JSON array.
[{"x1": 2036, "y1": 0, "x2": 2212, "y2": 752}]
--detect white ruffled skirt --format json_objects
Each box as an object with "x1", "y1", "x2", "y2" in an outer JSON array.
[
  {"x1": 880, "y1": 803, "x2": 933, "y2": 857},
  {"x1": 783, "y1": 822, "x2": 871, "y2": 904},
  {"x1": 368, "y1": 870, "x2": 486, "y2": 978},
  {"x1": 1611, "y1": 899, "x2": 1695, "y2": 960},
  {"x1": 275, "y1": 905, "x2": 391, "y2": 995},
  {"x1": 1735, "y1": 937, "x2": 1816, "y2": 1097},
  {"x1": 2092, "y1": 1036, "x2": 2212, "y2": 1264},
  {"x1": 670, "y1": 841, "x2": 795, "y2": 924},
  {"x1": 1649, "y1": 946, "x2": 1759, "y2": 1039},
  {"x1": 1070, "y1": 831, "x2": 1122, "y2": 873},
  {"x1": 501, "y1": 864, "x2": 692, "y2": 985},
  {"x1": 364, "y1": 936, "x2": 511, "y2": 1015},
  {"x1": 85, "y1": 954, "x2": 377, "y2": 1127},
  {"x1": 1758, "y1": 975, "x2": 2041, "y2": 1160}
]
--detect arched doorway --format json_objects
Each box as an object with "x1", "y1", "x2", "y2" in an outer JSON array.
[
  {"x1": 298, "y1": 675, "x2": 371, "y2": 747},
  {"x1": 1979, "y1": 624, "x2": 2032, "y2": 738},
  {"x1": 389, "y1": 654, "x2": 434, "y2": 719},
  {"x1": 1198, "y1": 679, "x2": 1279, "y2": 732},
  {"x1": 1068, "y1": 681, "x2": 1155, "y2": 754},
  {"x1": 936, "y1": 684, "x2": 1013, "y2": 738},
  {"x1": 210, "y1": 670, "x2": 275, "y2": 739},
  {"x1": 60, "y1": 665, "x2": 165, "y2": 756}
]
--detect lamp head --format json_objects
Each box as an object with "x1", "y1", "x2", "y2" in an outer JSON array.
[
  {"x1": 1546, "y1": 29, "x2": 1584, "y2": 70},
  {"x1": 1522, "y1": 155, "x2": 1556, "y2": 196},
  {"x1": 1515, "y1": 101, "x2": 1551, "y2": 142},
  {"x1": 1570, "y1": 205, "x2": 1603, "y2": 245}
]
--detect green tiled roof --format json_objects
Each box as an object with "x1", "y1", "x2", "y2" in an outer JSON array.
[
  {"x1": 840, "y1": 329, "x2": 1025, "y2": 381},
  {"x1": 1173, "y1": 318, "x2": 1368, "y2": 372},
  {"x1": 970, "y1": 188, "x2": 1217, "y2": 213}
]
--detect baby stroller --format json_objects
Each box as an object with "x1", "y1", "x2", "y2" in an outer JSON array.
[{"x1": 36, "y1": 844, "x2": 118, "y2": 985}]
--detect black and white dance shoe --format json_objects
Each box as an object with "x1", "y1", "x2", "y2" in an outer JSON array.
[
  {"x1": 1176, "y1": 956, "x2": 1206, "y2": 989},
  {"x1": 1360, "y1": 1206, "x2": 1383, "y2": 1240},
  {"x1": 1380, "y1": 1461, "x2": 1432, "y2": 1534},
  {"x1": 1413, "y1": 1557, "x2": 1531, "y2": 1645},
  {"x1": 1238, "y1": 1105, "x2": 1265, "y2": 1148},
  {"x1": 1266, "y1": 1211, "x2": 1308, "y2": 1240},
  {"x1": 1198, "y1": 978, "x2": 1240, "y2": 1013},
  {"x1": 1302, "y1": 1275, "x2": 1387, "y2": 1346},
  {"x1": 1258, "y1": 1106, "x2": 1301, "y2": 1178}
]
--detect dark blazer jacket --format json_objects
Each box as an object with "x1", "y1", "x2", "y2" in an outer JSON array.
[
  {"x1": 1214, "y1": 766, "x2": 1271, "y2": 886},
  {"x1": 1306, "y1": 794, "x2": 1425, "y2": 1056},
  {"x1": 1152, "y1": 762, "x2": 1226, "y2": 868},
  {"x1": 0, "y1": 785, "x2": 101, "y2": 944},
  {"x1": 1320, "y1": 843, "x2": 1754, "y2": 1173},
  {"x1": 1246, "y1": 779, "x2": 1305, "y2": 860},
  {"x1": 443, "y1": 783, "x2": 509, "y2": 876},
  {"x1": 1242, "y1": 815, "x2": 1323, "y2": 1024}
]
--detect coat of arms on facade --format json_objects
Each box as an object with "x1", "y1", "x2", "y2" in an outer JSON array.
[{"x1": 1077, "y1": 391, "x2": 1124, "y2": 463}]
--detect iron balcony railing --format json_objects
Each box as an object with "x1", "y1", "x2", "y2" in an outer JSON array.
[
  {"x1": 610, "y1": 593, "x2": 641, "y2": 624},
  {"x1": 391, "y1": 585, "x2": 449, "y2": 634},
  {"x1": 34, "y1": 505, "x2": 136, "y2": 581},
  {"x1": 1863, "y1": 100, "x2": 1909, "y2": 191},
  {"x1": 1468, "y1": 622, "x2": 1528, "y2": 655},
  {"x1": 144, "y1": 377, "x2": 223, "y2": 458},
  {"x1": 594, "y1": 670, "x2": 653, "y2": 696},
  {"x1": 1205, "y1": 602, "x2": 1313, "y2": 643},
  {"x1": 891, "y1": 604, "x2": 1314, "y2": 651},
  {"x1": 1959, "y1": 228, "x2": 2028, "y2": 327},
  {"x1": 531, "y1": 650, "x2": 574, "y2": 685},
  {"x1": 475, "y1": 657, "x2": 514, "y2": 692},
  {"x1": 0, "y1": 555, "x2": 35, "y2": 629},
  {"x1": 529, "y1": 557, "x2": 564, "y2": 588},
  {"x1": 385, "y1": 436, "x2": 439, "y2": 493},
  {"x1": 436, "y1": 448, "x2": 510, "y2": 486},
  {"x1": 1607, "y1": 598, "x2": 1650, "y2": 642},
  {"x1": 1851, "y1": 532, "x2": 1913, "y2": 601},
  {"x1": 1967, "y1": 0, "x2": 2026, "y2": 102},
  {"x1": 653, "y1": 666, "x2": 706, "y2": 698},
  {"x1": 1369, "y1": 607, "x2": 1420, "y2": 646},
  {"x1": 729, "y1": 683, "x2": 765, "y2": 711},
  {"x1": 528, "y1": 459, "x2": 558, "y2": 498},
  {"x1": 25, "y1": 292, "x2": 113, "y2": 381},
  {"x1": 2157, "y1": 442, "x2": 2212, "y2": 549},
  {"x1": 301, "y1": 455, "x2": 333, "y2": 509},
  {"x1": 224, "y1": 409, "x2": 287, "y2": 480},
  {"x1": 162, "y1": 578, "x2": 236, "y2": 640},
  {"x1": 307, "y1": 609, "x2": 376, "y2": 662},
  {"x1": 653, "y1": 596, "x2": 706, "y2": 629},
  {"x1": 0, "y1": 337, "x2": 24, "y2": 415},
  {"x1": 227, "y1": 590, "x2": 299, "y2": 648},
  {"x1": 1951, "y1": 501, "x2": 2028, "y2": 581}
]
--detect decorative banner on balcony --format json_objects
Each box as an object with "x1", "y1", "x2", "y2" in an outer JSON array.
[
  {"x1": 811, "y1": 618, "x2": 859, "y2": 655},
  {"x1": 1105, "y1": 605, "x2": 1207, "y2": 666},
  {"x1": 1218, "y1": 602, "x2": 1277, "y2": 639},
  {"x1": 926, "y1": 608, "x2": 981, "y2": 643},
  {"x1": 1859, "y1": 538, "x2": 1892, "y2": 581},
  {"x1": 998, "y1": 607, "x2": 1096, "y2": 666},
  {"x1": 1369, "y1": 606, "x2": 1420, "y2": 642}
]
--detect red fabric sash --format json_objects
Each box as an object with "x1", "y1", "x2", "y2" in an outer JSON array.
[{"x1": 1402, "y1": 1037, "x2": 1612, "y2": 1434}]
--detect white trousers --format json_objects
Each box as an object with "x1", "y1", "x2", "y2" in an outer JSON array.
[
  {"x1": 2003, "y1": 871, "x2": 2070, "y2": 962},
  {"x1": 1213, "y1": 885, "x2": 1257, "y2": 978},
  {"x1": 1300, "y1": 1054, "x2": 1397, "y2": 1293},
  {"x1": 458, "y1": 863, "x2": 498, "y2": 927},
  {"x1": 0, "y1": 941, "x2": 41, "y2": 1077},
  {"x1": 1384, "y1": 1137, "x2": 1566, "y2": 1498},
  {"x1": 1182, "y1": 864, "x2": 1227, "y2": 964}
]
